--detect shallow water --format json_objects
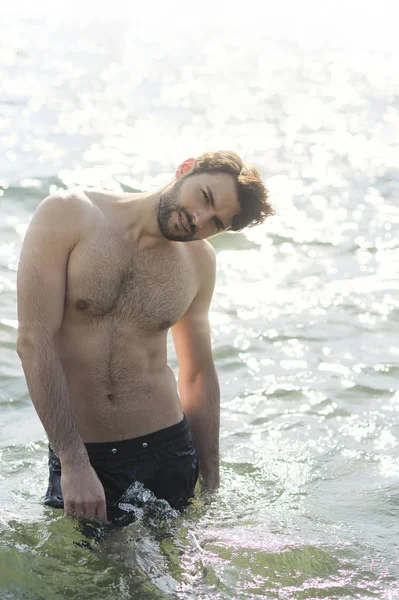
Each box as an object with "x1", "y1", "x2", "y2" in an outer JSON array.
[{"x1": 1, "y1": 2, "x2": 399, "y2": 599}]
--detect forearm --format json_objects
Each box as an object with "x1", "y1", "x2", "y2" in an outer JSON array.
[
  {"x1": 17, "y1": 331, "x2": 89, "y2": 466},
  {"x1": 178, "y1": 368, "x2": 220, "y2": 489}
]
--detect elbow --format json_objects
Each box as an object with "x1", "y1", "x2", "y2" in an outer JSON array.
[
  {"x1": 16, "y1": 327, "x2": 52, "y2": 358},
  {"x1": 179, "y1": 370, "x2": 205, "y2": 388},
  {"x1": 16, "y1": 335, "x2": 34, "y2": 358},
  {"x1": 178, "y1": 367, "x2": 219, "y2": 395},
  {"x1": 181, "y1": 364, "x2": 217, "y2": 384}
]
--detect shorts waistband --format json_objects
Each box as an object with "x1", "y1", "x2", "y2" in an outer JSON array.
[{"x1": 83, "y1": 415, "x2": 189, "y2": 459}]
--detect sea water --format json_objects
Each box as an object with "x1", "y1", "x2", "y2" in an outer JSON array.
[{"x1": 1, "y1": 1, "x2": 398, "y2": 598}]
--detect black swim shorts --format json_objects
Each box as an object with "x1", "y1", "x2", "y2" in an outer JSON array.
[{"x1": 44, "y1": 415, "x2": 199, "y2": 521}]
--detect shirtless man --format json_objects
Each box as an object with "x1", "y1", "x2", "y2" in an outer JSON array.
[{"x1": 16, "y1": 151, "x2": 274, "y2": 522}]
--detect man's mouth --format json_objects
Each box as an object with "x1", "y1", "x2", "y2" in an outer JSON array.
[{"x1": 179, "y1": 211, "x2": 191, "y2": 233}]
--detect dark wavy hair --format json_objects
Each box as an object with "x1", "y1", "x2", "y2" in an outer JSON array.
[{"x1": 189, "y1": 150, "x2": 275, "y2": 231}]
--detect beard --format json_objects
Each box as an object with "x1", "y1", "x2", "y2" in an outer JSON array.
[{"x1": 157, "y1": 178, "x2": 196, "y2": 242}]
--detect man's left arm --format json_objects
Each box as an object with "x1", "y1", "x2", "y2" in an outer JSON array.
[{"x1": 171, "y1": 242, "x2": 220, "y2": 490}]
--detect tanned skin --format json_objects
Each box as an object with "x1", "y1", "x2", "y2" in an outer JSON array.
[{"x1": 17, "y1": 159, "x2": 240, "y2": 521}]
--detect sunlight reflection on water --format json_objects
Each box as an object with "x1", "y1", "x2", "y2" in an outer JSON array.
[{"x1": 1, "y1": 0, "x2": 399, "y2": 598}]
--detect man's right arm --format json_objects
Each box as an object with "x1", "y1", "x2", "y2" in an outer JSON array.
[{"x1": 16, "y1": 191, "x2": 107, "y2": 521}]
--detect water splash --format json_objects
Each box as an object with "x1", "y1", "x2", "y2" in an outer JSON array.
[{"x1": 116, "y1": 481, "x2": 179, "y2": 528}]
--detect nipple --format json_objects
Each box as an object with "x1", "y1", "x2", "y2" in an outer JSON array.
[{"x1": 76, "y1": 299, "x2": 89, "y2": 310}]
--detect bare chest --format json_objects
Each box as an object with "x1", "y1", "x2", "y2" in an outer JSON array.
[{"x1": 65, "y1": 231, "x2": 197, "y2": 331}]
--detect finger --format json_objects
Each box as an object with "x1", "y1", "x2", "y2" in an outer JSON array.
[
  {"x1": 64, "y1": 501, "x2": 76, "y2": 517},
  {"x1": 83, "y1": 502, "x2": 97, "y2": 519},
  {"x1": 96, "y1": 501, "x2": 108, "y2": 522},
  {"x1": 75, "y1": 501, "x2": 89, "y2": 517}
]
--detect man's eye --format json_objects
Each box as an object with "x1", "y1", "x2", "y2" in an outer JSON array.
[{"x1": 202, "y1": 190, "x2": 210, "y2": 204}]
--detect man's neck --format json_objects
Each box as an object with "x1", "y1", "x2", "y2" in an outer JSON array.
[{"x1": 117, "y1": 179, "x2": 176, "y2": 250}]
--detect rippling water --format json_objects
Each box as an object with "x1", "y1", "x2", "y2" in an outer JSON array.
[{"x1": 1, "y1": 2, "x2": 398, "y2": 598}]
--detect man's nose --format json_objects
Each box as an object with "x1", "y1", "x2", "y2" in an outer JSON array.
[{"x1": 192, "y1": 207, "x2": 212, "y2": 229}]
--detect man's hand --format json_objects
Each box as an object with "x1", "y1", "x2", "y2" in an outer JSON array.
[
  {"x1": 201, "y1": 462, "x2": 220, "y2": 491},
  {"x1": 61, "y1": 463, "x2": 107, "y2": 522}
]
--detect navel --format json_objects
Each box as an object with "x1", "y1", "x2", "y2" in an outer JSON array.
[{"x1": 76, "y1": 299, "x2": 90, "y2": 310}]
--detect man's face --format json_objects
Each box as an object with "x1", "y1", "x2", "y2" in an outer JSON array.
[{"x1": 157, "y1": 172, "x2": 240, "y2": 242}]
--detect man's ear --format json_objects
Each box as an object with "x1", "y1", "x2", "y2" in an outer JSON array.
[{"x1": 176, "y1": 158, "x2": 197, "y2": 178}]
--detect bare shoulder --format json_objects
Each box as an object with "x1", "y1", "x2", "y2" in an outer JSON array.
[
  {"x1": 79, "y1": 187, "x2": 123, "y2": 207},
  {"x1": 36, "y1": 187, "x2": 93, "y2": 218},
  {"x1": 186, "y1": 240, "x2": 217, "y2": 293},
  {"x1": 32, "y1": 188, "x2": 94, "y2": 232},
  {"x1": 188, "y1": 239, "x2": 216, "y2": 268}
]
